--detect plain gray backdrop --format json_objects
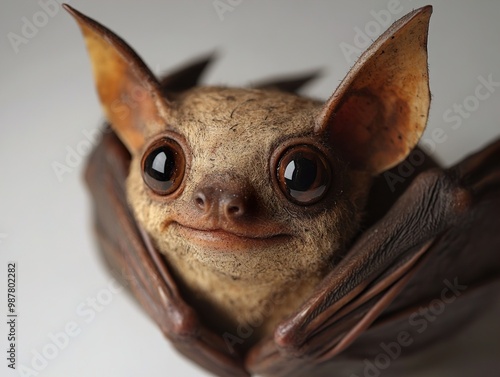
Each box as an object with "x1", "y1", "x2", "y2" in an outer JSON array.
[{"x1": 1, "y1": 1, "x2": 499, "y2": 376}]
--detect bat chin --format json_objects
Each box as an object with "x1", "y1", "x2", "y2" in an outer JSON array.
[{"x1": 171, "y1": 222, "x2": 292, "y2": 252}]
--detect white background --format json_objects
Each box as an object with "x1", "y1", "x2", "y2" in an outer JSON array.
[{"x1": 1, "y1": 1, "x2": 499, "y2": 376}]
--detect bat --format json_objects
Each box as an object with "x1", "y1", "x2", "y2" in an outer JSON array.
[{"x1": 64, "y1": 4, "x2": 500, "y2": 376}]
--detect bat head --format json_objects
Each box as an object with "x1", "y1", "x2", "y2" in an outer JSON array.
[{"x1": 66, "y1": 5, "x2": 431, "y2": 339}]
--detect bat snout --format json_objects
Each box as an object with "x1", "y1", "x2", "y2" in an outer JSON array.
[
  {"x1": 191, "y1": 177, "x2": 258, "y2": 225},
  {"x1": 169, "y1": 177, "x2": 296, "y2": 251},
  {"x1": 193, "y1": 189, "x2": 247, "y2": 219}
]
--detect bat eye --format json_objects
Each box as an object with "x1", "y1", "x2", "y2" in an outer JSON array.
[
  {"x1": 142, "y1": 138, "x2": 185, "y2": 195},
  {"x1": 276, "y1": 145, "x2": 331, "y2": 205}
]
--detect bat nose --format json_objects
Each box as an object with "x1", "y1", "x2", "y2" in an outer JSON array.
[
  {"x1": 221, "y1": 193, "x2": 247, "y2": 218},
  {"x1": 194, "y1": 189, "x2": 247, "y2": 218},
  {"x1": 192, "y1": 179, "x2": 255, "y2": 222}
]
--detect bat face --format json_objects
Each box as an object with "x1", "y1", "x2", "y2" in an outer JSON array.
[
  {"x1": 65, "y1": 4, "x2": 431, "y2": 341},
  {"x1": 125, "y1": 86, "x2": 369, "y2": 334}
]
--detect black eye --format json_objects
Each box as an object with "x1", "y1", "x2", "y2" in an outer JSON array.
[
  {"x1": 142, "y1": 138, "x2": 185, "y2": 195},
  {"x1": 277, "y1": 145, "x2": 331, "y2": 205}
]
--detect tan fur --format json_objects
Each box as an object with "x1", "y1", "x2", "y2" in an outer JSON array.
[
  {"x1": 126, "y1": 87, "x2": 370, "y2": 336},
  {"x1": 68, "y1": 5, "x2": 431, "y2": 343}
]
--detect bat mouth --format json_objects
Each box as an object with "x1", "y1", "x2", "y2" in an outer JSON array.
[{"x1": 172, "y1": 222, "x2": 292, "y2": 251}]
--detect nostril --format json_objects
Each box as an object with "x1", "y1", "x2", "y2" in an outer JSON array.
[
  {"x1": 223, "y1": 194, "x2": 247, "y2": 218},
  {"x1": 194, "y1": 192, "x2": 208, "y2": 211},
  {"x1": 193, "y1": 184, "x2": 255, "y2": 220},
  {"x1": 227, "y1": 205, "x2": 241, "y2": 216}
]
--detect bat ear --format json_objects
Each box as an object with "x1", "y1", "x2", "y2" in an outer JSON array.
[
  {"x1": 316, "y1": 6, "x2": 432, "y2": 175},
  {"x1": 64, "y1": 4, "x2": 168, "y2": 154}
]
